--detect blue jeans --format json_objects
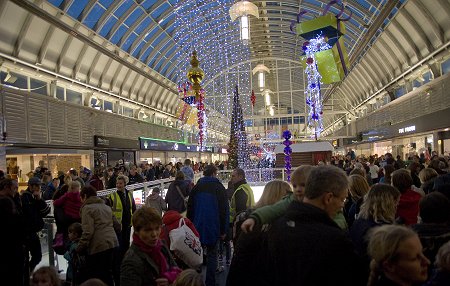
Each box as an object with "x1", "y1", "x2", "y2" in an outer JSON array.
[{"x1": 205, "y1": 242, "x2": 218, "y2": 286}]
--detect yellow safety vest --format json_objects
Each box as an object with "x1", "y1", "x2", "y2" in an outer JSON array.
[
  {"x1": 230, "y1": 183, "x2": 255, "y2": 221},
  {"x1": 109, "y1": 190, "x2": 133, "y2": 225}
]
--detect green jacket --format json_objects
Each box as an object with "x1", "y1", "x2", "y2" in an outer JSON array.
[{"x1": 249, "y1": 193, "x2": 348, "y2": 230}]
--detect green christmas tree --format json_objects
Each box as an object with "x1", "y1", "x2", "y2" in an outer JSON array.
[{"x1": 228, "y1": 85, "x2": 250, "y2": 169}]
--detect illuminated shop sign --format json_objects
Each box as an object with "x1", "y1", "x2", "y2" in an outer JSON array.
[{"x1": 398, "y1": 125, "x2": 416, "y2": 134}]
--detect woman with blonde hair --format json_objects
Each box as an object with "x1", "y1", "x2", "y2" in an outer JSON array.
[
  {"x1": 350, "y1": 184, "x2": 401, "y2": 280},
  {"x1": 345, "y1": 174, "x2": 370, "y2": 227},
  {"x1": 367, "y1": 225, "x2": 430, "y2": 286},
  {"x1": 255, "y1": 180, "x2": 292, "y2": 208},
  {"x1": 173, "y1": 269, "x2": 204, "y2": 286}
]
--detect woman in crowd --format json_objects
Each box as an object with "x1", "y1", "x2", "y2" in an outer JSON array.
[
  {"x1": 391, "y1": 169, "x2": 422, "y2": 225},
  {"x1": 408, "y1": 162, "x2": 423, "y2": 188},
  {"x1": 367, "y1": 225, "x2": 430, "y2": 286},
  {"x1": 31, "y1": 266, "x2": 61, "y2": 286},
  {"x1": 345, "y1": 174, "x2": 370, "y2": 228},
  {"x1": 165, "y1": 171, "x2": 191, "y2": 213},
  {"x1": 419, "y1": 167, "x2": 439, "y2": 195},
  {"x1": 121, "y1": 207, "x2": 181, "y2": 286},
  {"x1": 173, "y1": 269, "x2": 204, "y2": 286},
  {"x1": 227, "y1": 179, "x2": 292, "y2": 286},
  {"x1": 379, "y1": 164, "x2": 395, "y2": 185},
  {"x1": 350, "y1": 184, "x2": 401, "y2": 277},
  {"x1": 77, "y1": 186, "x2": 118, "y2": 285},
  {"x1": 53, "y1": 181, "x2": 82, "y2": 237},
  {"x1": 412, "y1": 192, "x2": 450, "y2": 268},
  {"x1": 427, "y1": 241, "x2": 450, "y2": 285}
]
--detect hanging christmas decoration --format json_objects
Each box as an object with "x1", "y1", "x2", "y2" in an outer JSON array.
[
  {"x1": 197, "y1": 89, "x2": 207, "y2": 148},
  {"x1": 250, "y1": 89, "x2": 256, "y2": 107},
  {"x1": 303, "y1": 36, "x2": 331, "y2": 140},
  {"x1": 282, "y1": 130, "x2": 293, "y2": 182}
]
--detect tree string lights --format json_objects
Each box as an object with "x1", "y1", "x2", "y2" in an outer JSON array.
[{"x1": 303, "y1": 36, "x2": 331, "y2": 140}]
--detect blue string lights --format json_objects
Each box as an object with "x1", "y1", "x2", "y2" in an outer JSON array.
[{"x1": 302, "y1": 36, "x2": 331, "y2": 140}]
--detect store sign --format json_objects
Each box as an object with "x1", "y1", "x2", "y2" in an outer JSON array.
[
  {"x1": 398, "y1": 125, "x2": 416, "y2": 134},
  {"x1": 139, "y1": 137, "x2": 214, "y2": 153},
  {"x1": 94, "y1": 135, "x2": 139, "y2": 149}
]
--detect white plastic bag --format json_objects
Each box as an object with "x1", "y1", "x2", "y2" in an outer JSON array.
[{"x1": 169, "y1": 218, "x2": 203, "y2": 268}]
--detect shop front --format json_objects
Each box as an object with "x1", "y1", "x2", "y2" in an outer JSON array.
[
  {"x1": 94, "y1": 135, "x2": 139, "y2": 169},
  {"x1": 5, "y1": 148, "x2": 93, "y2": 183}
]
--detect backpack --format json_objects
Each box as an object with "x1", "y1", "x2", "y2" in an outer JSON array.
[{"x1": 232, "y1": 208, "x2": 254, "y2": 244}]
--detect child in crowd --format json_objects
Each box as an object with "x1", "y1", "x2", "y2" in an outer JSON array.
[
  {"x1": 64, "y1": 222, "x2": 83, "y2": 285},
  {"x1": 31, "y1": 266, "x2": 61, "y2": 286},
  {"x1": 173, "y1": 269, "x2": 204, "y2": 286},
  {"x1": 145, "y1": 187, "x2": 167, "y2": 216}
]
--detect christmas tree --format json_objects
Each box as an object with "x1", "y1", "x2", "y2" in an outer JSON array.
[{"x1": 228, "y1": 85, "x2": 250, "y2": 169}]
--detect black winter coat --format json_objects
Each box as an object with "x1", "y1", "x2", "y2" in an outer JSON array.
[{"x1": 266, "y1": 201, "x2": 366, "y2": 286}]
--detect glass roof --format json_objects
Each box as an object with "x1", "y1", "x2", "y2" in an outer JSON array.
[{"x1": 45, "y1": 0, "x2": 396, "y2": 86}]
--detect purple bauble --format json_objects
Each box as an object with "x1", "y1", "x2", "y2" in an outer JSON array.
[{"x1": 282, "y1": 130, "x2": 292, "y2": 139}]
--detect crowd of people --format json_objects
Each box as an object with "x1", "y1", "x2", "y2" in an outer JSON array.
[{"x1": 1, "y1": 151, "x2": 450, "y2": 286}]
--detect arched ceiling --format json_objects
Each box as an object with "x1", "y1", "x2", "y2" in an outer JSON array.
[{"x1": 1, "y1": 0, "x2": 450, "y2": 139}]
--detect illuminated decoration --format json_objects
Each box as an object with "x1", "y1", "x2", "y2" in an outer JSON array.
[
  {"x1": 229, "y1": 1, "x2": 259, "y2": 45},
  {"x1": 292, "y1": 2, "x2": 352, "y2": 84},
  {"x1": 303, "y1": 36, "x2": 332, "y2": 139},
  {"x1": 262, "y1": 89, "x2": 273, "y2": 106},
  {"x1": 282, "y1": 130, "x2": 293, "y2": 182},
  {"x1": 187, "y1": 51, "x2": 205, "y2": 102},
  {"x1": 228, "y1": 85, "x2": 251, "y2": 169},
  {"x1": 172, "y1": 0, "x2": 252, "y2": 145},
  {"x1": 186, "y1": 51, "x2": 207, "y2": 148},
  {"x1": 250, "y1": 90, "x2": 256, "y2": 107},
  {"x1": 252, "y1": 64, "x2": 270, "y2": 91},
  {"x1": 268, "y1": 105, "x2": 275, "y2": 116}
]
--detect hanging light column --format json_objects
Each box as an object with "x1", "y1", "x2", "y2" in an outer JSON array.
[{"x1": 230, "y1": 1, "x2": 259, "y2": 45}]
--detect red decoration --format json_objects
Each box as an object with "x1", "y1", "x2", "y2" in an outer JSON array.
[
  {"x1": 197, "y1": 89, "x2": 206, "y2": 148},
  {"x1": 306, "y1": 57, "x2": 314, "y2": 65},
  {"x1": 250, "y1": 90, "x2": 256, "y2": 107}
]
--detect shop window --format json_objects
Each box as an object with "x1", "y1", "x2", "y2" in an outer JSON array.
[
  {"x1": 0, "y1": 71, "x2": 27, "y2": 89},
  {"x1": 422, "y1": 71, "x2": 433, "y2": 83},
  {"x1": 56, "y1": 86, "x2": 65, "y2": 100},
  {"x1": 104, "y1": 100, "x2": 113, "y2": 112},
  {"x1": 123, "y1": 107, "x2": 134, "y2": 117},
  {"x1": 394, "y1": 86, "x2": 406, "y2": 98},
  {"x1": 30, "y1": 77, "x2": 48, "y2": 96},
  {"x1": 442, "y1": 58, "x2": 450, "y2": 75},
  {"x1": 66, "y1": 89, "x2": 82, "y2": 105}
]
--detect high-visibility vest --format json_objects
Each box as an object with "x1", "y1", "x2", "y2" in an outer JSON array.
[
  {"x1": 230, "y1": 183, "x2": 255, "y2": 221},
  {"x1": 109, "y1": 190, "x2": 133, "y2": 225}
]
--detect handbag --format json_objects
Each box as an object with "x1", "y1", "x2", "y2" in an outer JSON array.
[
  {"x1": 169, "y1": 218, "x2": 203, "y2": 268},
  {"x1": 52, "y1": 232, "x2": 66, "y2": 255},
  {"x1": 176, "y1": 186, "x2": 189, "y2": 208}
]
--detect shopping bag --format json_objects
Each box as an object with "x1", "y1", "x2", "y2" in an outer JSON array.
[{"x1": 169, "y1": 218, "x2": 203, "y2": 268}]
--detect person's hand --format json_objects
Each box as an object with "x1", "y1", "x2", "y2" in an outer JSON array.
[
  {"x1": 155, "y1": 278, "x2": 169, "y2": 286},
  {"x1": 241, "y1": 218, "x2": 255, "y2": 233}
]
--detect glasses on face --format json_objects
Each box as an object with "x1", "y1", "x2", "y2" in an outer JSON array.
[{"x1": 332, "y1": 193, "x2": 348, "y2": 204}]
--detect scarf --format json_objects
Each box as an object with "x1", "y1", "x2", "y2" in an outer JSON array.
[{"x1": 132, "y1": 233, "x2": 181, "y2": 283}]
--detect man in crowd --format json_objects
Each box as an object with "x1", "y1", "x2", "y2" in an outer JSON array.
[
  {"x1": 229, "y1": 168, "x2": 255, "y2": 222},
  {"x1": 266, "y1": 165, "x2": 365, "y2": 286},
  {"x1": 0, "y1": 178, "x2": 26, "y2": 285},
  {"x1": 181, "y1": 159, "x2": 195, "y2": 183},
  {"x1": 21, "y1": 177, "x2": 51, "y2": 276},
  {"x1": 187, "y1": 164, "x2": 228, "y2": 286},
  {"x1": 107, "y1": 175, "x2": 136, "y2": 285},
  {"x1": 127, "y1": 165, "x2": 144, "y2": 185}
]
